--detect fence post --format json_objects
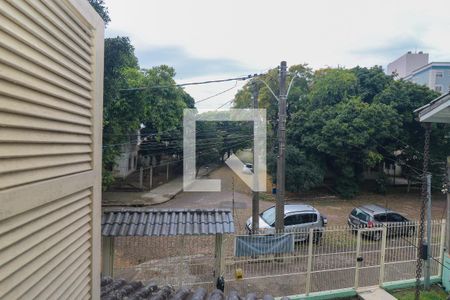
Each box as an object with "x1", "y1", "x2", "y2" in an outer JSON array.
[
  {"x1": 101, "y1": 236, "x2": 114, "y2": 277},
  {"x1": 438, "y1": 219, "x2": 446, "y2": 278},
  {"x1": 139, "y1": 166, "x2": 143, "y2": 189},
  {"x1": 305, "y1": 228, "x2": 314, "y2": 295},
  {"x1": 166, "y1": 164, "x2": 170, "y2": 182},
  {"x1": 149, "y1": 166, "x2": 153, "y2": 189},
  {"x1": 214, "y1": 233, "x2": 225, "y2": 284},
  {"x1": 379, "y1": 226, "x2": 387, "y2": 286},
  {"x1": 354, "y1": 230, "x2": 362, "y2": 289}
]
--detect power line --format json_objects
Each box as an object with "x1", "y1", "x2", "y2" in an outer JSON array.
[
  {"x1": 216, "y1": 99, "x2": 234, "y2": 110},
  {"x1": 138, "y1": 138, "x2": 258, "y2": 168},
  {"x1": 195, "y1": 81, "x2": 238, "y2": 104},
  {"x1": 103, "y1": 131, "x2": 260, "y2": 149},
  {"x1": 119, "y1": 74, "x2": 260, "y2": 92}
]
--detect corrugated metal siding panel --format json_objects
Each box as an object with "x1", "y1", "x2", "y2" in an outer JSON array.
[
  {"x1": 0, "y1": 0, "x2": 102, "y2": 299},
  {"x1": 0, "y1": 0, "x2": 94, "y2": 191},
  {"x1": 0, "y1": 189, "x2": 92, "y2": 299}
]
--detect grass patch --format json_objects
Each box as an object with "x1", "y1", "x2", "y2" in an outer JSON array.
[
  {"x1": 259, "y1": 192, "x2": 275, "y2": 202},
  {"x1": 390, "y1": 285, "x2": 448, "y2": 300}
]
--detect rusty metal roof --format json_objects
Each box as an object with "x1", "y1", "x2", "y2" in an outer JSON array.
[
  {"x1": 101, "y1": 208, "x2": 235, "y2": 236},
  {"x1": 100, "y1": 277, "x2": 285, "y2": 300}
]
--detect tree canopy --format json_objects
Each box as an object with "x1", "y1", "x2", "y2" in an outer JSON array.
[
  {"x1": 234, "y1": 65, "x2": 448, "y2": 198},
  {"x1": 88, "y1": 0, "x2": 110, "y2": 26}
]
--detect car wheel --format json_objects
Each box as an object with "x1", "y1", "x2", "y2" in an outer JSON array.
[
  {"x1": 312, "y1": 231, "x2": 322, "y2": 244},
  {"x1": 372, "y1": 231, "x2": 381, "y2": 241}
]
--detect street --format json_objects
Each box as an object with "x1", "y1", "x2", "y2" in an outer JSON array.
[{"x1": 152, "y1": 165, "x2": 447, "y2": 231}]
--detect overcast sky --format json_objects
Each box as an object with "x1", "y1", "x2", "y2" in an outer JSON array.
[{"x1": 105, "y1": 0, "x2": 450, "y2": 109}]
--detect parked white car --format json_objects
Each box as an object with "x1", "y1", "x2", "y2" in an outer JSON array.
[
  {"x1": 242, "y1": 163, "x2": 253, "y2": 174},
  {"x1": 246, "y1": 204, "x2": 327, "y2": 242}
]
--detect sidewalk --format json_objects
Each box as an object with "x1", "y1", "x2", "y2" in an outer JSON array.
[
  {"x1": 102, "y1": 164, "x2": 217, "y2": 207},
  {"x1": 358, "y1": 286, "x2": 396, "y2": 300},
  {"x1": 140, "y1": 176, "x2": 182, "y2": 204}
]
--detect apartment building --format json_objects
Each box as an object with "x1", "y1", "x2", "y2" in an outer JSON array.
[{"x1": 387, "y1": 51, "x2": 450, "y2": 94}]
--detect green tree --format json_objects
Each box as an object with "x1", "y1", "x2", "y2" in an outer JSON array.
[
  {"x1": 373, "y1": 79, "x2": 446, "y2": 187},
  {"x1": 291, "y1": 96, "x2": 400, "y2": 197},
  {"x1": 352, "y1": 66, "x2": 392, "y2": 103},
  {"x1": 234, "y1": 65, "x2": 314, "y2": 191},
  {"x1": 307, "y1": 68, "x2": 358, "y2": 107},
  {"x1": 102, "y1": 37, "x2": 143, "y2": 187},
  {"x1": 88, "y1": 0, "x2": 110, "y2": 25},
  {"x1": 236, "y1": 65, "x2": 448, "y2": 198},
  {"x1": 267, "y1": 145, "x2": 325, "y2": 192},
  {"x1": 131, "y1": 66, "x2": 195, "y2": 166}
]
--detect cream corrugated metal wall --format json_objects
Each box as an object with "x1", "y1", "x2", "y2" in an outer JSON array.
[{"x1": 0, "y1": 0, "x2": 103, "y2": 299}]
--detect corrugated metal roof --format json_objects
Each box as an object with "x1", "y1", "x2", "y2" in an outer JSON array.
[
  {"x1": 414, "y1": 91, "x2": 450, "y2": 114},
  {"x1": 102, "y1": 208, "x2": 235, "y2": 236},
  {"x1": 100, "y1": 277, "x2": 285, "y2": 300}
]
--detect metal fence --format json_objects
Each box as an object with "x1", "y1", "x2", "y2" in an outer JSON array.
[
  {"x1": 112, "y1": 220, "x2": 445, "y2": 297},
  {"x1": 138, "y1": 162, "x2": 183, "y2": 190}
]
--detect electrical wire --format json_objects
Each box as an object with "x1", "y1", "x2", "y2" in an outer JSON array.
[
  {"x1": 103, "y1": 131, "x2": 259, "y2": 149},
  {"x1": 255, "y1": 78, "x2": 279, "y2": 101},
  {"x1": 119, "y1": 74, "x2": 259, "y2": 92},
  {"x1": 195, "y1": 81, "x2": 238, "y2": 104},
  {"x1": 138, "y1": 138, "x2": 258, "y2": 168},
  {"x1": 216, "y1": 99, "x2": 234, "y2": 110}
]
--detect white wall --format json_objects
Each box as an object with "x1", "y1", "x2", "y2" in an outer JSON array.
[{"x1": 387, "y1": 52, "x2": 429, "y2": 78}]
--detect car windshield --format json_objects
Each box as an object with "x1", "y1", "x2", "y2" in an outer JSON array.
[{"x1": 260, "y1": 207, "x2": 276, "y2": 226}]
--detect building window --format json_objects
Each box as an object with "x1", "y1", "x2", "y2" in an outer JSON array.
[
  {"x1": 435, "y1": 85, "x2": 443, "y2": 92},
  {"x1": 436, "y1": 71, "x2": 443, "y2": 78}
]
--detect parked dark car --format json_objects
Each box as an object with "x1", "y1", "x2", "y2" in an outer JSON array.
[{"x1": 347, "y1": 204, "x2": 415, "y2": 240}]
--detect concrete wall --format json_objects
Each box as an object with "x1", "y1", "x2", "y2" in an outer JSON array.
[{"x1": 113, "y1": 143, "x2": 139, "y2": 178}]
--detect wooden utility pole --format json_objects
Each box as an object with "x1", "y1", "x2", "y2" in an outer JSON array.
[
  {"x1": 415, "y1": 122, "x2": 431, "y2": 300},
  {"x1": 424, "y1": 173, "x2": 432, "y2": 290},
  {"x1": 276, "y1": 61, "x2": 287, "y2": 231},
  {"x1": 252, "y1": 81, "x2": 260, "y2": 233}
]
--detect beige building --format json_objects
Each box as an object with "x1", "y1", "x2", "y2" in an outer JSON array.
[
  {"x1": 0, "y1": 0, "x2": 104, "y2": 299},
  {"x1": 387, "y1": 51, "x2": 429, "y2": 78}
]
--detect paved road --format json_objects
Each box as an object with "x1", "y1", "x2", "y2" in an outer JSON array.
[
  {"x1": 105, "y1": 163, "x2": 446, "y2": 231},
  {"x1": 153, "y1": 164, "x2": 446, "y2": 229},
  {"x1": 152, "y1": 165, "x2": 253, "y2": 210},
  {"x1": 152, "y1": 166, "x2": 274, "y2": 232}
]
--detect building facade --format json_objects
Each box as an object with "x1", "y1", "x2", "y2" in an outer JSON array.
[
  {"x1": 404, "y1": 63, "x2": 450, "y2": 94},
  {"x1": 387, "y1": 51, "x2": 429, "y2": 78},
  {"x1": 113, "y1": 130, "x2": 141, "y2": 178},
  {"x1": 387, "y1": 52, "x2": 450, "y2": 94}
]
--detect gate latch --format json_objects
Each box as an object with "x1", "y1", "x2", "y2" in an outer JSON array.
[{"x1": 357, "y1": 256, "x2": 364, "y2": 262}]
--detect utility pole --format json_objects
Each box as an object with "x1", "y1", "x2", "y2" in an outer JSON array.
[
  {"x1": 275, "y1": 61, "x2": 287, "y2": 232},
  {"x1": 424, "y1": 173, "x2": 432, "y2": 290},
  {"x1": 252, "y1": 81, "x2": 259, "y2": 233},
  {"x1": 415, "y1": 123, "x2": 431, "y2": 300}
]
